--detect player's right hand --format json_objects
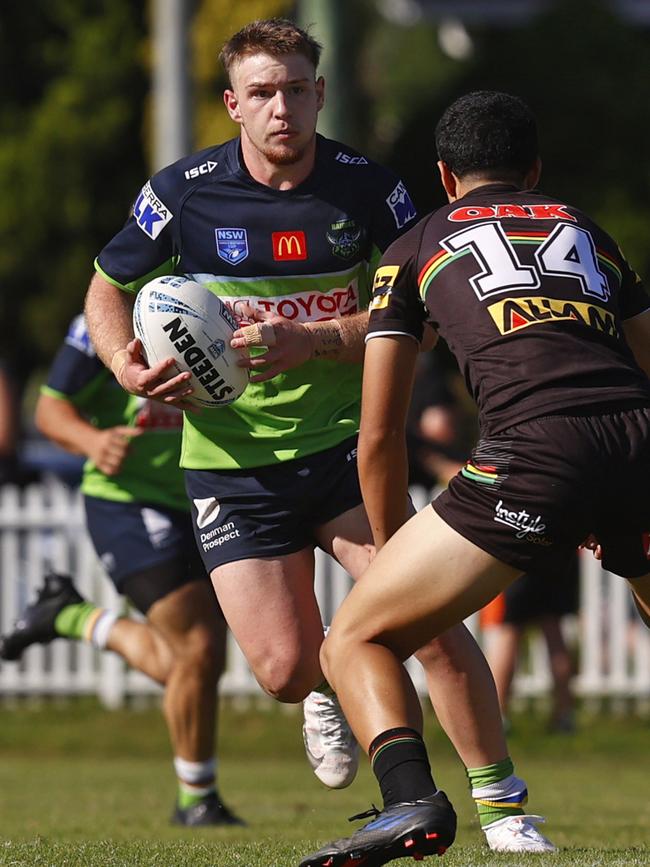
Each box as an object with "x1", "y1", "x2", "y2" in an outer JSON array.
[
  {"x1": 89, "y1": 425, "x2": 143, "y2": 476},
  {"x1": 112, "y1": 338, "x2": 198, "y2": 412}
]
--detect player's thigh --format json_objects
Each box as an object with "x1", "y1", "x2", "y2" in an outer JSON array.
[
  {"x1": 327, "y1": 505, "x2": 521, "y2": 663},
  {"x1": 627, "y1": 573, "x2": 650, "y2": 628},
  {"x1": 147, "y1": 579, "x2": 226, "y2": 660},
  {"x1": 315, "y1": 495, "x2": 415, "y2": 580},
  {"x1": 315, "y1": 502, "x2": 374, "y2": 580},
  {"x1": 210, "y1": 547, "x2": 323, "y2": 678}
]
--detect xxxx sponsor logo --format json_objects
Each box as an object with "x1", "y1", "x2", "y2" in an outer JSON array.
[
  {"x1": 220, "y1": 282, "x2": 359, "y2": 323},
  {"x1": 487, "y1": 296, "x2": 618, "y2": 337}
]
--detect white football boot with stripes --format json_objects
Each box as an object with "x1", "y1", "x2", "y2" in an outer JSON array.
[
  {"x1": 302, "y1": 689, "x2": 359, "y2": 789},
  {"x1": 484, "y1": 814, "x2": 557, "y2": 852}
]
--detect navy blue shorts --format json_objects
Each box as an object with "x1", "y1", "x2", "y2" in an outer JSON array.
[
  {"x1": 84, "y1": 496, "x2": 209, "y2": 611},
  {"x1": 185, "y1": 436, "x2": 362, "y2": 572},
  {"x1": 433, "y1": 405, "x2": 650, "y2": 579}
]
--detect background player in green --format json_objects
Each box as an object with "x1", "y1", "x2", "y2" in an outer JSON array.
[
  {"x1": 84, "y1": 19, "x2": 553, "y2": 851},
  {"x1": 301, "y1": 90, "x2": 650, "y2": 865},
  {"x1": 0, "y1": 314, "x2": 242, "y2": 827}
]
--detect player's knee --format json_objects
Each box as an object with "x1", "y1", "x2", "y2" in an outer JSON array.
[
  {"x1": 174, "y1": 627, "x2": 225, "y2": 676},
  {"x1": 319, "y1": 627, "x2": 351, "y2": 687},
  {"x1": 253, "y1": 657, "x2": 316, "y2": 703}
]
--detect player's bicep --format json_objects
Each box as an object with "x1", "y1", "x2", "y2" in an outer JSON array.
[{"x1": 361, "y1": 335, "x2": 419, "y2": 437}]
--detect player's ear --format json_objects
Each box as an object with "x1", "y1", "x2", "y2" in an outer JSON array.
[
  {"x1": 315, "y1": 76, "x2": 325, "y2": 112},
  {"x1": 524, "y1": 157, "x2": 542, "y2": 190},
  {"x1": 437, "y1": 161, "x2": 458, "y2": 202},
  {"x1": 224, "y1": 89, "x2": 241, "y2": 122}
]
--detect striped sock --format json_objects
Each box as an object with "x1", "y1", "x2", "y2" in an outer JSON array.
[
  {"x1": 174, "y1": 757, "x2": 217, "y2": 808},
  {"x1": 369, "y1": 727, "x2": 436, "y2": 808},
  {"x1": 467, "y1": 758, "x2": 527, "y2": 828},
  {"x1": 54, "y1": 602, "x2": 100, "y2": 640}
]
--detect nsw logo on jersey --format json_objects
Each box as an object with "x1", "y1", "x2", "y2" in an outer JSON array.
[
  {"x1": 133, "y1": 181, "x2": 173, "y2": 240},
  {"x1": 215, "y1": 228, "x2": 249, "y2": 265},
  {"x1": 386, "y1": 181, "x2": 416, "y2": 229}
]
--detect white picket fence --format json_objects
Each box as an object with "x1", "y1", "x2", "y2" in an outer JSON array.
[{"x1": 1, "y1": 479, "x2": 649, "y2": 709}]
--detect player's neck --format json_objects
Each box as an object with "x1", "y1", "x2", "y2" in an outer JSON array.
[
  {"x1": 454, "y1": 177, "x2": 521, "y2": 199},
  {"x1": 240, "y1": 138, "x2": 317, "y2": 191}
]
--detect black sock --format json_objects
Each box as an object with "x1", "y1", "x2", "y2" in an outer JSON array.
[{"x1": 369, "y1": 727, "x2": 437, "y2": 809}]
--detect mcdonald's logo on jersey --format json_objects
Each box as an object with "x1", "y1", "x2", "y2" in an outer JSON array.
[{"x1": 272, "y1": 231, "x2": 307, "y2": 261}]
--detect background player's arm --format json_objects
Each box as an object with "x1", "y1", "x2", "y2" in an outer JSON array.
[
  {"x1": 35, "y1": 392, "x2": 141, "y2": 476},
  {"x1": 358, "y1": 334, "x2": 419, "y2": 549},
  {"x1": 623, "y1": 310, "x2": 650, "y2": 378},
  {"x1": 84, "y1": 273, "x2": 195, "y2": 409}
]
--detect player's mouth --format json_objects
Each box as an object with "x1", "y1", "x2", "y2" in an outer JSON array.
[{"x1": 271, "y1": 129, "x2": 299, "y2": 140}]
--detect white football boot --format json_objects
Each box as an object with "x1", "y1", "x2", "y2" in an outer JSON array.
[
  {"x1": 484, "y1": 814, "x2": 557, "y2": 852},
  {"x1": 302, "y1": 689, "x2": 359, "y2": 788}
]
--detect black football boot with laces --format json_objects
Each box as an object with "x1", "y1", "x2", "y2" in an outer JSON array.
[
  {"x1": 0, "y1": 572, "x2": 84, "y2": 661},
  {"x1": 299, "y1": 790, "x2": 457, "y2": 866}
]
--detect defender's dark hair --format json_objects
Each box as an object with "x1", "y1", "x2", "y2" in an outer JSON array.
[
  {"x1": 435, "y1": 91, "x2": 539, "y2": 183},
  {"x1": 219, "y1": 18, "x2": 322, "y2": 84}
]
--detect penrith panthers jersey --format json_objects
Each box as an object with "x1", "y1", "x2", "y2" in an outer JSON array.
[
  {"x1": 367, "y1": 182, "x2": 650, "y2": 434},
  {"x1": 96, "y1": 134, "x2": 416, "y2": 470}
]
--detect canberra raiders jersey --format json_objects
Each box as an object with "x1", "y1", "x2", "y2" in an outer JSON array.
[
  {"x1": 96, "y1": 134, "x2": 416, "y2": 469},
  {"x1": 43, "y1": 315, "x2": 187, "y2": 509},
  {"x1": 368, "y1": 182, "x2": 650, "y2": 434}
]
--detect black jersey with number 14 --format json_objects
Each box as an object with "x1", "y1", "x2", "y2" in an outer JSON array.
[{"x1": 367, "y1": 182, "x2": 650, "y2": 434}]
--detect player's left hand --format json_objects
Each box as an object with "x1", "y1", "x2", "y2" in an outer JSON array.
[{"x1": 231, "y1": 308, "x2": 313, "y2": 382}]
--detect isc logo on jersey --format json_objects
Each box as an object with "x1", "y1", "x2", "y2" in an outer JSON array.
[
  {"x1": 335, "y1": 151, "x2": 368, "y2": 165},
  {"x1": 133, "y1": 181, "x2": 173, "y2": 240},
  {"x1": 386, "y1": 181, "x2": 416, "y2": 229},
  {"x1": 184, "y1": 160, "x2": 218, "y2": 180}
]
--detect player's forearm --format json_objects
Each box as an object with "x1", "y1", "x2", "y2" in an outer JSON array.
[
  {"x1": 84, "y1": 273, "x2": 135, "y2": 370},
  {"x1": 358, "y1": 427, "x2": 411, "y2": 549},
  {"x1": 35, "y1": 394, "x2": 99, "y2": 459},
  {"x1": 303, "y1": 311, "x2": 368, "y2": 363}
]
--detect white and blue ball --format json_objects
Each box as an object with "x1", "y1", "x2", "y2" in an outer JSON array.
[{"x1": 133, "y1": 275, "x2": 249, "y2": 408}]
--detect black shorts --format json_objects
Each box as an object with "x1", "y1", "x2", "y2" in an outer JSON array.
[
  {"x1": 503, "y1": 555, "x2": 580, "y2": 625},
  {"x1": 84, "y1": 496, "x2": 209, "y2": 613},
  {"x1": 185, "y1": 436, "x2": 362, "y2": 572},
  {"x1": 433, "y1": 405, "x2": 650, "y2": 579}
]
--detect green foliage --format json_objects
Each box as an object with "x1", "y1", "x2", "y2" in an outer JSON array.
[
  {"x1": 0, "y1": 700, "x2": 648, "y2": 864},
  {"x1": 0, "y1": 2, "x2": 147, "y2": 379},
  {"x1": 375, "y1": 0, "x2": 650, "y2": 285}
]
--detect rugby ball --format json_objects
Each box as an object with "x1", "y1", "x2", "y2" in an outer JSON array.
[{"x1": 133, "y1": 275, "x2": 249, "y2": 408}]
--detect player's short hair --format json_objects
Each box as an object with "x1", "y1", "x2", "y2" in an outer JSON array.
[
  {"x1": 435, "y1": 91, "x2": 539, "y2": 183},
  {"x1": 219, "y1": 18, "x2": 322, "y2": 84}
]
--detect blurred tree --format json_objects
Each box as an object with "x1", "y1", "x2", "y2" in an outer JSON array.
[
  {"x1": 0, "y1": 2, "x2": 147, "y2": 384},
  {"x1": 192, "y1": 0, "x2": 292, "y2": 150},
  {"x1": 377, "y1": 0, "x2": 650, "y2": 282}
]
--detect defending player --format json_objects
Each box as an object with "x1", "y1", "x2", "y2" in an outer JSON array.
[
  {"x1": 84, "y1": 21, "x2": 554, "y2": 851},
  {"x1": 300, "y1": 90, "x2": 650, "y2": 865},
  {"x1": 0, "y1": 314, "x2": 242, "y2": 827}
]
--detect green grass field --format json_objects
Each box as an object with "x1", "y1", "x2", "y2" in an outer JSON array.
[{"x1": 0, "y1": 698, "x2": 648, "y2": 866}]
